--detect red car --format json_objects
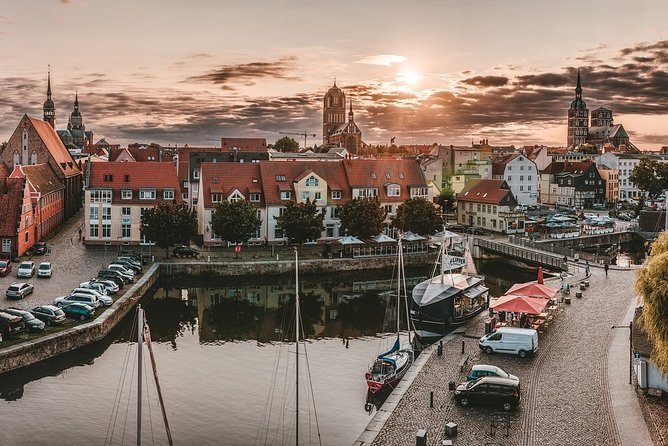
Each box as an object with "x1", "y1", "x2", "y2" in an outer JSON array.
[{"x1": 0, "y1": 260, "x2": 12, "y2": 277}]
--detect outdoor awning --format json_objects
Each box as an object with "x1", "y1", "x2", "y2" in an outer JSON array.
[
  {"x1": 338, "y1": 235, "x2": 364, "y2": 245},
  {"x1": 490, "y1": 294, "x2": 548, "y2": 314},
  {"x1": 372, "y1": 234, "x2": 396, "y2": 243},
  {"x1": 506, "y1": 282, "x2": 558, "y2": 299},
  {"x1": 402, "y1": 231, "x2": 426, "y2": 241}
]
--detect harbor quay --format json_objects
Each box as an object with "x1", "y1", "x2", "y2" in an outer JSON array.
[{"x1": 356, "y1": 264, "x2": 668, "y2": 446}]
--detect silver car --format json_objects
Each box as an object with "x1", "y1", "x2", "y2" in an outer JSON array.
[
  {"x1": 54, "y1": 293, "x2": 101, "y2": 308},
  {"x1": 16, "y1": 261, "x2": 35, "y2": 278},
  {"x1": 70, "y1": 288, "x2": 113, "y2": 306},
  {"x1": 37, "y1": 262, "x2": 53, "y2": 278},
  {"x1": 6, "y1": 282, "x2": 34, "y2": 299}
]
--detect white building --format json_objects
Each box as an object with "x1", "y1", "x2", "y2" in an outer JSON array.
[{"x1": 492, "y1": 153, "x2": 538, "y2": 206}]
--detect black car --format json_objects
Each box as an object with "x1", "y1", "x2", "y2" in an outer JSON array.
[
  {"x1": 466, "y1": 226, "x2": 486, "y2": 235},
  {"x1": 445, "y1": 224, "x2": 467, "y2": 233},
  {"x1": 0, "y1": 311, "x2": 25, "y2": 338},
  {"x1": 453, "y1": 376, "x2": 521, "y2": 411},
  {"x1": 96, "y1": 270, "x2": 126, "y2": 287},
  {"x1": 118, "y1": 250, "x2": 144, "y2": 264},
  {"x1": 30, "y1": 305, "x2": 66, "y2": 326},
  {"x1": 173, "y1": 246, "x2": 199, "y2": 258},
  {"x1": 3, "y1": 308, "x2": 45, "y2": 332},
  {"x1": 33, "y1": 242, "x2": 48, "y2": 255}
]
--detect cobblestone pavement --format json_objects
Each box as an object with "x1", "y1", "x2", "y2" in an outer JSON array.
[
  {"x1": 0, "y1": 212, "x2": 122, "y2": 310},
  {"x1": 369, "y1": 264, "x2": 651, "y2": 446}
]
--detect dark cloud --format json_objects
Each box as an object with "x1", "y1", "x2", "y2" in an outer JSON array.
[
  {"x1": 187, "y1": 56, "x2": 300, "y2": 89},
  {"x1": 2, "y1": 39, "x2": 668, "y2": 148}
]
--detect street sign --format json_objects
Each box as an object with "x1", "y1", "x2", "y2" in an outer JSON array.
[{"x1": 234, "y1": 245, "x2": 241, "y2": 254}]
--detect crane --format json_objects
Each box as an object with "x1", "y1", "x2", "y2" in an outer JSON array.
[{"x1": 279, "y1": 131, "x2": 317, "y2": 150}]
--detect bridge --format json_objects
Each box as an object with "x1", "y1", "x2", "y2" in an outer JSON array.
[{"x1": 472, "y1": 238, "x2": 568, "y2": 271}]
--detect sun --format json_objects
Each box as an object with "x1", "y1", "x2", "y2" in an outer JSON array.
[{"x1": 396, "y1": 71, "x2": 422, "y2": 85}]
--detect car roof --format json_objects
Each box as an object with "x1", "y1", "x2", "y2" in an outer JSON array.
[
  {"x1": 39, "y1": 262, "x2": 52, "y2": 266},
  {"x1": 471, "y1": 364, "x2": 501, "y2": 373},
  {"x1": 19, "y1": 261, "x2": 34, "y2": 266},
  {"x1": 474, "y1": 376, "x2": 519, "y2": 386}
]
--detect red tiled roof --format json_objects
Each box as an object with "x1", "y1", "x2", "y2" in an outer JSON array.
[
  {"x1": 492, "y1": 154, "x2": 519, "y2": 175},
  {"x1": 259, "y1": 160, "x2": 351, "y2": 205},
  {"x1": 14, "y1": 164, "x2": 64, "y2": 195},
  {"x1": 109, "y1": 147, "x2": 169, "y2": 162},
  {"x1": 220, "y1": 138, "x2": 267, "y2": 152},
  {"x1": 29, "y1": 117, "x2": 81, "y2": 177},
  {"x1": 200, "y1": 162, "x2": 262, "y2": 208},
  {"x1": 0, "y1": 178, "x2": 25, "y2": 236},
  {"x1": 342, "y1": 158, "x2": 426, "y2": 202},
  {"x1": 89, "y1": 162, "x2": 182, "y2": 204},
  {"x1": 541, "y1": 160, "x2": 595, "y2": 175},
  {"x1": 457, "y1": 179, "x2": 514, "y2": 205}
]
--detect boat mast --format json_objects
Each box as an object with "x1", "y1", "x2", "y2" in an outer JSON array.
[
  {"x1": 294, "y1": 247, "x2": 299, "y2": 446},
  {"x1": 137, "y1": 305, "x2": 143, "y2": 446},
  {"x1": 396, "y1": 239, "x2": 402, "y2": 345}
]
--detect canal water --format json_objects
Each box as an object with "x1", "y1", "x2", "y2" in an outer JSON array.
[{"x1": 0, "y1": 261, "x2": 538, "y2": 446}]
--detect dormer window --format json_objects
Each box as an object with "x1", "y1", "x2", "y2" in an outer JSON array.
[
  {"x1": 387, "y1": 184, "x2": 400, "y2": 197},
  {"x1": 276, "y1": 175, "x2": 286, "y2": 182},
  {"x1": 371, "y1": 172, "x2": 377, "y2": 179},
  {"x1": 305, "y1": 176, "x2": 319, "y2": 187},
  {"x1": 385, "y1": 172, "x2": 391, "y2": 179},
  {"x1": 104, "y1": 174, "x2": 113, "y2": 182}
]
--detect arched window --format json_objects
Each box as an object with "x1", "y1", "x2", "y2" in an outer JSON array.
[
  {"x1": 345, "y1": 136, "x2": 357, "y2": 153},
  {"x1": 31, "y1": 150, "x2": 37, "y2": 165},
  {"x1": 305, "y1": 176, "x2": 318, "y2": 187},
  {"x1": 12, "y1": 151, "x2": 19, "y2": 166}
]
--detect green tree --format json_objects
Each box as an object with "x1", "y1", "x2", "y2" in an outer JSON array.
[
  {"x1": 274, "y1": 199, "x2": 324, "y2": 248},
  {"x1": 629, "y1": 158, "x2": 668, "y2": 199},
  {"x1": 273, "y1": 136, "x2": 300, "y2": 152},
  {"x1": 635, "y1": 230, "x2": 668, "y2": 376},
  {"x1": 436, "y1": 188, "x2": 456, "y2": 213},
  {"x1": 140, "y1": 202, "x2": 197, "y2": 257},
  {"x1": 339, "y1": 197, "x2": 386, "y2": 239},
  {"x1": 392, "y1": 197, "x2": 442, "y2": 236},
  {"x1": 0, "y1": 141, "x2": 7, "y2": 153},
  {"x1": 211, "y1": 200, "x2": 261, "y2": 256}
]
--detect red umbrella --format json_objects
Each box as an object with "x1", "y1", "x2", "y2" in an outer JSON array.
[
  {"x1": 490, "y1": 294, "x2": 549, "y2": 315},
  {"x1": 507, "y1": 282, "x2": 558, "y2": 300},
  {"x1": 537, "y1": 266, "x2": 544, "y2": 284}
]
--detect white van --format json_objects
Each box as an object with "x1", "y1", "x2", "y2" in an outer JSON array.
[{"x1": 479, "y1": 327, "x2": 538, "y2": 358}]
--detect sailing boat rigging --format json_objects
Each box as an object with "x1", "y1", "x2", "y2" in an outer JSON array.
[{"x1": 365, "y1": 238, "x2": 415, "y2": 394}]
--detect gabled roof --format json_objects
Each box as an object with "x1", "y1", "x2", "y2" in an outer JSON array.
[
  {"x1": 492, "y1": 154, "x2": 520, "y2": 175},
  {"x1": 89, "y1": 162, "x2": 182, "y2": 204},
  {"x1": 200, "y1": 162, "x2": 262, "y2": 208},
  {"x1": 541, "y1": 160, "x2": 596, "y2": 175},
  {"x1": 0, "y1": 177, "x2": 26, "y2": 236},
  {"x1": 28, "y1": 117, "x2": 81, "y2": 177},
  {"x1": 13, "y1": 164, "x2": 64, "y2": 195},
  {"x1": 260, "y1": 160, "x2": 351, "y2": 205},
  {"x1": 457, "y1": 179, "x2": 515, "y2": 205},
  {"x1": 343, "y1": 158, "x2": 426, "y2": 201}
]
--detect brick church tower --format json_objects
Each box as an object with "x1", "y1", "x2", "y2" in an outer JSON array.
[{"x1": 567, "y1": 69, "x2": 589, "y2": 147}]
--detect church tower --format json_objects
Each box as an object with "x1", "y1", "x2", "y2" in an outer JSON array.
[
  {"x1": 567, "y1": 69, "x2": 588, "y2": 147},
  {"x1": 67, "y1": 91, "x2": 86, "y2": 150},
  {"x1": 43, "y1": 67, "x2": 56, "y2": 128},
  {"x1": 322, "y1": 80, "x2": 346, "y2": 145}
]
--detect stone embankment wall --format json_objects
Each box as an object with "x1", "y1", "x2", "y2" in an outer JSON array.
[
  {"x1": 160, "y1": 253, "x2": 436, "y2": 279},
  {"x1": 0, "y1": 263, "x2": 160, "y2": 374}
]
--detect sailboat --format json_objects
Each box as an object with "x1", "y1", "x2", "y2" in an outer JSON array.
[
  {"x1": 106, "y1": 304, "x2": 173, "y2": 446},
  {"x1": 365, "y1": 238, "x2": 415, "y2": 394},
  {"x1": 410, "y1": 240, "x2": 490, "y2": 341}
]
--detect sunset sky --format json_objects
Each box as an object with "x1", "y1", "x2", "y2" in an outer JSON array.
[{"x1": 1, "y1": 0, "x2": 668, "y2": 149}]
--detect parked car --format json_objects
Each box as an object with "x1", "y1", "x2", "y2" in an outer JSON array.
[
  {"x1": 466, "y1": 364, "x2": 519, "y2": 382},
  {"x1": 30, "y1": 305, "x2": 66, "y2": 326},
  {"x1": 453, "y1": 376, "x2": 521, "y2": 411},
  {"x1": 173, "y1": 245, "x2": 200, "y2": 258},
  {"x1": 60, "y1": 302, "x2": 95, "y2": 320},
  {"x1": 466, "y1": 226, "x2": 486, "y2": 235},
  {"x1": 116, "y1": 256, "x2": 142, "y2": 270},
  {"x1": 6, "y1": 282, "x2": 34, "y2": 299},
  {"x1": 54, "y1": 293, "x2": 100, "y2": 309},
  {"x1": 0, "y1": 260, "x2": 12, "y2": 277},
  {"x1": 79, "y1": 281, "x2": 111, "y2": 295},
  {"x1": 479, "y1": 327, "x2": 538, "y2": 358},
  {"x1": 3, "y1": 308, "x2": 45, "y2": 332},
  {"x1": 107, "y1": 264, "x2": 135, "y2": 279},
  {"x1": 70, "y1": 288, "x2": 112, "y2": 306},
  {"x1": 37, "y1": 262, "x2": 53, "y2": 278},
  {"x1": 33, "y1": 241, "x2": 48, "y2": 255},
  {"x1": 16, "y1": 261, "x2": 35, "y2": 278},
  {"x1": 114, "y1": 259, "x2": 141, "y2": 274},
  {"x1": 0, "y1": 311, "x2": 25, "y2": 338},
  {"x1": 445, "y1": 224, "x2": 467, "y2": 233},
  {"x1": 97, "y1": 269, "x2": 131, "y2": 285},
  {"x1": 118, "y1": 250, "x2": 144, "y2": 264},
  {"x1": 89, "y1": 278, "x2": 120, "y2": 294}
]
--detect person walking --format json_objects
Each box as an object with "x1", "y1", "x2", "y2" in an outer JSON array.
[
  {"x1": 604, "y1": 261, "x2": 609, "y2": 277},
  {"x1": 585, "y1": 260, "x2": 590, "y2": 277}
]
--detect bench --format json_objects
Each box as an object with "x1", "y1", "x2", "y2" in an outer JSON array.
[{"x1": 458, "y1": 355, "x2": 469, "y2": 372}]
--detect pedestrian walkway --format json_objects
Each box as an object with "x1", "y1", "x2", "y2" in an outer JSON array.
[{"x1": 359, "y1": 264, "x2": 657, "y2": 446}]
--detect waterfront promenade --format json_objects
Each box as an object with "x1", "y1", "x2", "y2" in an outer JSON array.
[{"x1": 356, "y1": 263, "x2": 667, "y2": 445}]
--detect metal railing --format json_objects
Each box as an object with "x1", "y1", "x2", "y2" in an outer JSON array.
[
  {"x1": 475, "y1": 238, "x2": 568, "y2": 270},
  {"x1": 506, "y1": 235, "x2": 619, "y2": 264}
]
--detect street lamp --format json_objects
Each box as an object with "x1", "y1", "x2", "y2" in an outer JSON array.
[{"x1": 611, "y1": 321, "x2": 633, "y2": 384}]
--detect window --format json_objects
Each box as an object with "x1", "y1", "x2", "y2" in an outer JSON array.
[
  {"x1": 508, "y1": 166, "x2": 512, "y2": 171},
  {"x1": 212, "y1": 194, "x2": 222, "y2": 203},
  {"x1": 520, "y1": 165, "x2": 524, "y2": 171},
  {"x1": 520, "y1": 176, "x2": 524, "y2": 181},
  {"x1": 102, "y1": 224, "x2": 111, "y2": 239},
  {"x1": 1, "y1": 238, "x2": 10, "y2": 252},
  {"x1": 326, "y1": 225, "x2": 335, "y2": 238},
  {"x1": 90, "y1": 190, "x2": 112, "y2": 203},
  {"x1": 399, "y1": 172, "x2": 404, "y2": 179},
  {"x1": 302, "y1": 191, "x2": 310, "y2": 201},
  {"x1": 370, "y1": 172, "x2": 377, "y2": 179},
  {"x1": 103, "y1": 174, "x2": 113, "y2": 182},
  {"x1": 384, "y1": 204, "x2": 393, "y2": 215},
  {"x1": 89, "y1": 225, "x2": 98, "y2": 238},
  {"x1": 276, "y1": 175, "x2": 286, "y2": 182},
  {"x1": 331, "y1": 190, "x2": 342, "y2": 199},
  {"x1": 387, "y1": 184, "x2": 400, "y2": 197},
  {"x1": 139, "y1": 189, "x2": 156, "y2": 200},
  {"x1": 280, "y1": 191, "x2": 291, "y2": 200},
  {"x1": 192, "y1": 169, "x2": 200, "y2": 180},
  {"x1": 528, "y1": 175, "x2": 532, "y2": 181},
  {"x1": 314, "y1": 191, "x2": 322, "y2": 201},
  {"x1": 25, "y1": 232, "x2": 29, "y2": 243},
  {"x1": 122, "y1": 207, "x2": 131, "y2": 216},
  {"x1": 124, "y1": 175, "x2": 130, "y2": 182},
  {"x1": 182, "y1": 180, "x2": 188, "y2": 188},
  {"x1": 477, "y1": 204, "x2": 481, "y2": 212},
  {"x1": 121, "y1": 189, "x2": 132, "y2": 199},
  {"x1": 305, "y1": 176, "x2": 319, "y2": 187},
  {"x1": 102, "y1": 206, "x2": 111, "y2": 220},
  {"x1": 332, "y1": 206, "x2": 341, "y2": 218},
  {"x1": 250, "y1": 193, "x2": 261, "y2": 202},
  {"x1": 163, "y1": 189, "x2": 175, "y2": 200},
  {"x1": 89, "y1": 206, "x2": 99, "y2": 221},
  {"x1": 508, "y1": 176, "x2": 512, "y2": 182},
  {"x1": 520, "y1": 185, "x2": 524, "y2": 191},
  {"x1": 121, "y1": 224, "x2": 131, "y2": 239}
]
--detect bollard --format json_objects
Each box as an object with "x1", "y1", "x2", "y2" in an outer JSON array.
[
  {"x1": 565, "y1": 296, "x2": 571, "y2": 304},
  {"x1": 207, "y1": 255, "x2": 210, "y2": 262},
  {"x1": 461, "y1": 340, "x2": 465, "y2": 354},
  {"x1": 415, "y1": 429, "x2": 427, "y2": 446},
  {"x1": 430, "y1": 391, "x2": 434, "y2": 408},
  {"x1": 437, "y1": 341, "x2": 443, "y2": 357},
  {"x1": 276, "y1": 254, "x2": 279, "y2": 261}
]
